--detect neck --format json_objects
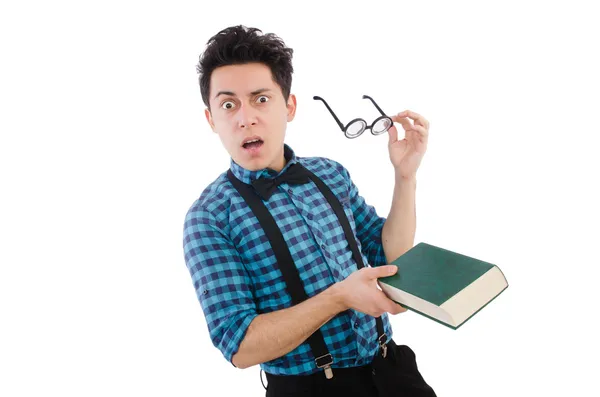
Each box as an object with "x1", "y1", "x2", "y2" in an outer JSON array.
[{"x1": 266, "y1": 147, "x2": 287, "y2": 173}]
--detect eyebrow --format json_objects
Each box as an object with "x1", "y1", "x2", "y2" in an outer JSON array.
[{"x1": 213, "y1": 88, "x2": 272, "y2": 99}]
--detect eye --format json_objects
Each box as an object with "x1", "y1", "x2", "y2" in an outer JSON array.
[
  {"x1": 221, "y1": 101, "x2": 236, "y2": 110},
  {"x1": 256, "y1": 95, "x2": 269, "y2": 104}
]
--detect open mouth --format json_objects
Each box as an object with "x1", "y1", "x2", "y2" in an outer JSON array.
[{"x1": 242, "y1": 139, "x2": 264, "y2": 150}]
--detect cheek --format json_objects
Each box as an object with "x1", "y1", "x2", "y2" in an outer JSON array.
[
  {"x1": 211, "y1": 119, "x2": 236, "y2": 144},
  {"x1": 212, "y1": 114, "x2": 235, "y2": 133},
  {"x1": 269, "y1": 108, "x2": 288, "y2": 127}
]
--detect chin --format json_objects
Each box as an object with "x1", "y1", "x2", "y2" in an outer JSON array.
[
  {"x1": 242, "y1": 163, "x2": 265, "y2": 172},
  {"x1": 234, "y1": 156, "x2": 269, "y2": 172},
  {"x1": 230, "y1": 141, "x2": 280, "y2": 171}
]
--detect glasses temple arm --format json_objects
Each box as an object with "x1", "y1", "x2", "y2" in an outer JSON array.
[
  {"x1": 362, "y1": 95, "x2": 388, "y2": 117},
  {"x1": 313, "y1": 96, "x2": 345, "y2": 131}
]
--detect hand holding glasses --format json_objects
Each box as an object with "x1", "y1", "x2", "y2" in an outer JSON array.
[{"x1": 313, "y1": 95, "x2": 393, "y2": 139}]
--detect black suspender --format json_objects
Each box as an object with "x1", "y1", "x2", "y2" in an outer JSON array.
[{"x1": 226, "y1": 163, "x2": 386, "y2": 379}]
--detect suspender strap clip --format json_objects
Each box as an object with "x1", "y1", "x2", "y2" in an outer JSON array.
[
  {"x1": 315, "y1": 353, "x2": 334, "y2": 379},
  {"x1": 378, "y1": 333, "x2": 388, "y2": 358}
]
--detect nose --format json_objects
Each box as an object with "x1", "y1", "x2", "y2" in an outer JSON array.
[{"x1": 237, "y1": 103, "x2": 258, "y2": 129}]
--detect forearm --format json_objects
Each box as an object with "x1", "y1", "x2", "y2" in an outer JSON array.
[
  {"x1": 381, "y1": 173, "x2": 417, "y2": 263},
  {"x1": 232, "y1": 283, "x2": 347, "y2": 369}
]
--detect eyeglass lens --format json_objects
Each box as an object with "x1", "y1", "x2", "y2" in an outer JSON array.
[
  {"x1": 372, "y1": 118, "x2": 392, "y2": 134},
  {"x1": 346, "y1": 120, "x2": 367, "y2": 137}
]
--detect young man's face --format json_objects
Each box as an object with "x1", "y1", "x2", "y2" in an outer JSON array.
[{"x1": 205, "y1": 62, "x2": 296, "y2": 172}]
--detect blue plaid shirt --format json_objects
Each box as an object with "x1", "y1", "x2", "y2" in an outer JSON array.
[{"x1": 182, "y1": 144, "x2": 393, "y2": 375}]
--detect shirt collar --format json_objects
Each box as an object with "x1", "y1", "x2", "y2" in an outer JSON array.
[{"x1": 230, "y1": 143, "x2": 298, "y2": 184}]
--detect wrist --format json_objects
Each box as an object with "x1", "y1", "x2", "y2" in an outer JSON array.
[
  {"x1": 327, "y1": 282, "x2": 349, "y2": 313},
  {"x1": 394, "y1": 170, "x2": 417, "y2": 185}
]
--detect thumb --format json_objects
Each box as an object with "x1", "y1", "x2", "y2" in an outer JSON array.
[
  {"x1": 387, "y1": 124, "x2": 399, "y2": 145},
  {"x1": 368, "y1": 265, "x2": 397, "y2": 279}
]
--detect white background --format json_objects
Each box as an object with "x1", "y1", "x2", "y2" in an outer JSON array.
[{"x1": 1, "y1": 0, "x2": 599, "y2": 395}]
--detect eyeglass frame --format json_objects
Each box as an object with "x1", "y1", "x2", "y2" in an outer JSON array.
[{"x1": 313, "y1": 95, "x2": 393, "y2": 139}]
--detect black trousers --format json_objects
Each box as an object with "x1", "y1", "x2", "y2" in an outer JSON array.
[{"x1": 265, "y1": 364, "x2": 378, "y2": 397}]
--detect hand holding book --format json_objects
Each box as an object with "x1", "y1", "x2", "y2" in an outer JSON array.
[{"x1": 333, "y1": 265, "x2": 408, "y2": 317}]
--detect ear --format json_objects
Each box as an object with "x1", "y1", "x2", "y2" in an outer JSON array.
[
  {"x1": 205, "y1": 108, "x2": 216, "y2": 132},
  {"x1": 286, "y1": 94, "x2": 297, "y2": 122}
]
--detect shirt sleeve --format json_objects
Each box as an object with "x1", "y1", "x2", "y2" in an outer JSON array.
[
  {"x1": 183, "y1": 202, "x2": 259, "y2": 366},
  {"x1": 332, "y1": 160, "x2": 389, "y2": 268}
]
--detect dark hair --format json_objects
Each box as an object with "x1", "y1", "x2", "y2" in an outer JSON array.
[{"x1": 196, "y1": 25, "x2": 294, "y2": 109}]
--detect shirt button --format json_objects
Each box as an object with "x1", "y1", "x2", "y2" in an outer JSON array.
[
  {"x1": 353, "y1": 321, "x2": 360, "y2": 329},
  {"x1": 320, "y1": 244, "x2": 326, "y2": 250},
  {"x1": 287, "y1": 188, "x2": 293, "y2": 195}
]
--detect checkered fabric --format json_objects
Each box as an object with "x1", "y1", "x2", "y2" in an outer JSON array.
[{"x1": 182, "y1": 144, "x2": 393, "y2": 375}]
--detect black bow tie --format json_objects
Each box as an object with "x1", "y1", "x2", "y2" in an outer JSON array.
[{"x1": 251, "y1": 163, "x2": 311, "y2": 200}]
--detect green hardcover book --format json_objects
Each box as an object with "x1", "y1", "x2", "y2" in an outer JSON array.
[{"x1": 377, "y1": 242, "x2": 509, "y2": 330}]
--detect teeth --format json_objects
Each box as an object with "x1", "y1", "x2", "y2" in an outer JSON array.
[{"x1": 246, "y1": 139, "x2": 260, "y2": 144}]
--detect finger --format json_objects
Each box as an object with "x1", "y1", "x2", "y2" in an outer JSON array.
[
  {"x1": 393, "y1": 120, "x2": 427, "y2": 144},
  {"x1": 367, "y1": 265, "x2": 398, "y2": 279},
  {"x1": 391, "y1": 116, "x2": 414, "y2": 132},
  {"x1": 377, "y1": 292, "x2": 406, "y2": 314},
  {"x1": 387, "y1": 124, "x2": 399, "y2": 144},
  {"x1": 411, "y1": 124, "x2": 429, "y2": 139},
  {"x1": 387, "y1": 302, "x2": 406, "y2": 315},
  {"x1": 391, "y1": 112, "x2": 412, "y2": 124},
  {"x1": 384, "y1": 296, "x2": 407, "y2": 314},
  {"x1": 404, "y1": 110, "x2": 430, "y2": 130},
  {"x1": 396, "y1": 120, "x2": 427, "y2": 136}
]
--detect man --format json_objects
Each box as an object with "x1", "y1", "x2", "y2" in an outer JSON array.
[{"x1": 183, "y1": 25, "x2": 433, "y2": 396}]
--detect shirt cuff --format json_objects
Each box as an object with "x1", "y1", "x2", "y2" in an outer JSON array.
[{"x1": 222, "y1": 311, "x2": 259, "y2": 366}]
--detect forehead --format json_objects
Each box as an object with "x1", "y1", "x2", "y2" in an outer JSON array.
[{"x1": 209, "y1": 63, "x2": 278, "y2": 98}]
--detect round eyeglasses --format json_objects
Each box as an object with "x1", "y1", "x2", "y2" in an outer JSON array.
[{"x1": 313, "y1": 95, "x2": 393, "y2": 139}]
